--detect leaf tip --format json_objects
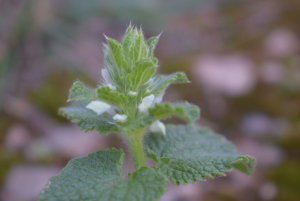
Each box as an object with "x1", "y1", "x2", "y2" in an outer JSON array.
[{"x1": 160, "y1": 157, "x2": 170, "y2": 164}]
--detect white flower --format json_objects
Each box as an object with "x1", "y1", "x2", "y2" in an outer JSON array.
[
  {"x1": 153, "y1": 89, "x2": 165, "y2": 104},
  {"x1": 102, "y1": 69, "x2": 116, "y2": 90},
  {"x1": 107, "y1": 84, "x2": 116, "y2": 90},
  {"x1": 138, "y1": 94, "x2": 155, "y2": 112},
  {"x1": 113, "y1": 114, "x2": 128, "y2": 122},
  {"x1": 101, "y1": 69, "x2": 114, "y2": 84},
  {"x1": 150, "y1": 120, "x2": 166, "y2": 135},
  {"x1": 128, "y1": 91, "x2": 137, "y2": 96},
  {"x1": 86, "y1": 100, "x2": 111, "y2": 115}
]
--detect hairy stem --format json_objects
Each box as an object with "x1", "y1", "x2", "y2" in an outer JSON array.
[{"x1": 129, "y1": 128, "x2": 147, "y2": 169}]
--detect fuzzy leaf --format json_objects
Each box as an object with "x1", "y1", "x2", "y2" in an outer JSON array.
[
  {"x1": 59, "y1": 101, "x2": 119, "y2": 135},
  {"x1": 128, "y1": 30, "x2": 147, "y2": 63},
  {"x1": 126, "y1": 59, "x2": 156, "y2": 90},
  {"x1": 145, "y1": 124, "x2": 256, "y2": 185},
  {"x1": 122, "y1": 25, "x2": 134, "y2": 55},
  {"x1": 122, "y1": 113, "x2": 154, "y2": 134},
  {"x1": 147, "y1": 72, "x2": 190, "y2": 96},
  {"x1": 97, "y1": 86, "x2": 128, "y2": 108},
  {"x1": 146, "y1": 34, "x2": 160, "y2": 58},
  {"x1": 67, "y1": 81, "x2": 96, "y2": 102},
  {"x1": 106, "y1": 38, "x2": 128, "y2": 72},
  {"x1": 39, "y1": 149, "x2": 167, "y2": 201},
  {"x1": 148, "y1": 102, "x2": 200, "y2": 123}
]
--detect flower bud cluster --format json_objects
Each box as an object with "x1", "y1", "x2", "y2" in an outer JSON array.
[{"x1": 86, "y1": 25, "x2": 165, "y2": 134}]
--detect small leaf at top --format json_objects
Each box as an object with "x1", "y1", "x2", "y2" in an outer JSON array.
[
  {"x1": 106, "y1": 38, "x2": 128, "y2": 72},
  {"x1": 122, "y1": 25, "x2": 134, "y2": 56},
  {"x1": 126, "y1": 59, "x2": 156, "y2": 90},
  {"x1": 146, "y1": 34, "x2": 160, "y2": 58},
  {"x1": 144, "y1": 124, "x2": 256, "y2": 185},
  {"x1": 39, "y1": 149, "x2": 167, "y2": 201},
  {"x1": 148, "y1": 102, "x2": 200, "y2": 123},
  {"x1": 128, "y1": 30, "x2": 147, "y2": 64},
  {"x1": 147, "y1": 72, "x2": 190, "y2": 96},
  {"x1": 59, "y1": 101, "x2": 119, "y2": 135},
  {"x1": 97, "y1": 86, "x2": 128, "y2": 108},
  {"x1": 67, "y1": 81, "x2": 96, "y2": 102}
]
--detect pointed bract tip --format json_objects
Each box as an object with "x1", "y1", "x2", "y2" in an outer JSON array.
[
  {"x1": 103, "y1": 33, "x2": 109, "y2": 40},
  {"x1": 158, "y1": 31, "x2": 163, "y2": 37}
]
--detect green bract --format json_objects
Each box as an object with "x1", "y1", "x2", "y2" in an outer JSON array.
[{"x1": 39, "y1": 25, "x2": 256, "y2": 201}]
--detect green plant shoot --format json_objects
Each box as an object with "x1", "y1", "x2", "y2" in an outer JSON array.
[{"x1": 39, "y1": 25, "x2": 256, "y2": 201}]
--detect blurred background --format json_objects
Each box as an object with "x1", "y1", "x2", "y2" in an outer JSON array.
[{"x1": 0, "y1": 0, "x2": 300, "y2": 200}]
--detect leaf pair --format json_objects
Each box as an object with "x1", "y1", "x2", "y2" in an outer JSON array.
[
  {"x1": 68, "y1": 69, "x2": 190, "y2": 106},
  {"x1": 39, "y1": 124, "x2": 256, "y2": 200},
  {"x1": 65, "y1": 79, "x2": 199, "y2": 135},
  {"x1": 60, "y1": 99, "x2": 200, "y2": 135}
]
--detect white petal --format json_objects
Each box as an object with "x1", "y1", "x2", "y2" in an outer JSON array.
[
  {"x1": 150, "y1": 120, "x2": 166, "y2": 135},
  {"x1": 107, "y1": 84, "x2": 116, "y2": 90},
  {"x1": 128, "y1": 91, "x2": 137, "y2": 96},
  {"x1": 153, "y1": 89, "x2": 165, "y2": 104},
  {"x1": 101, "y1": 69, "x2": 114, "y2": 85},
  {"x1": 142, "y1": 94, "x2": 155, "y2": 105},
  {"x1": 113, "y1": 114, "x2": 128, "y2": 122},
  {"x1": 86, "y1": 100, "x2": 111, "y2": 115},
  {"x1": 138, "y1": 103, "x2": 148, "y2": 112},
  {"x1": 138, "y1": 94, "x2": 155, "y2": 112}
]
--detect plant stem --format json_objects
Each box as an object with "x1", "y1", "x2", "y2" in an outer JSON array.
[{"x1": 129, "y1": 128, "x2": 147, "y2": 169}]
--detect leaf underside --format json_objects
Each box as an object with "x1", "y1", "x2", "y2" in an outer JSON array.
[
  {"x1": 147, "y1": 72, "x2": 190, "y2": 96},
  {"x1": 148, "y1": 102, "x2": 200, "y2": 123},
  {"x1": 59, "y1": 101, "x2": 119, "y2": 135},
  {"x1": 68, "y1": 81, "x2": 96, "y2": 102},
  {"x1": 144, "y1": 124, "x2": 256, "y2": 185},
  {"x1": 39, "y1": 149, "x2": 167, "y2": 201}
]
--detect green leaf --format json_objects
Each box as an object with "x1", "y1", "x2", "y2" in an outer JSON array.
[
  {"x1": 39, "y1": 149, "x2": 167, "y2": 201},
  {"x1": 97, "y1": 86, "x2": 128, "y2": 108},
  {"x1": 122, "y1": 112, "x2": 154, "y2": 134},
  {"x1": 126, "y1": 59, "x2": 156, "y2": 90},
  {"x1": 128, "y1": 30, "x2": 147, "y2": 63},
  {"x1": 59, "y1": 101, "x2": 119, "y2": 135},
  {"x1": 122, "y1": 102, "x2": 199, "y2": 134},
  {"x1": 147, "y1": 72, "x2": 190, "y2": 96},
  {"x1": 122, "y1": 25, "x2": 134, "y2": 55},
  {"x1": 145, "y1": 124, "x2": 256, "y2": 185},
  {"x1": 67, "y1": 81, "x2": 96, "y2": 102},
  {"x1": 146, "y1": 34, "x2": 160, "y2": 58},
  {"x1": 106, "y1": 38, "x2": 128, "y2": 72},
  {"x1": 148, "y1": 102, "x2": 200, "y2": 123}
]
